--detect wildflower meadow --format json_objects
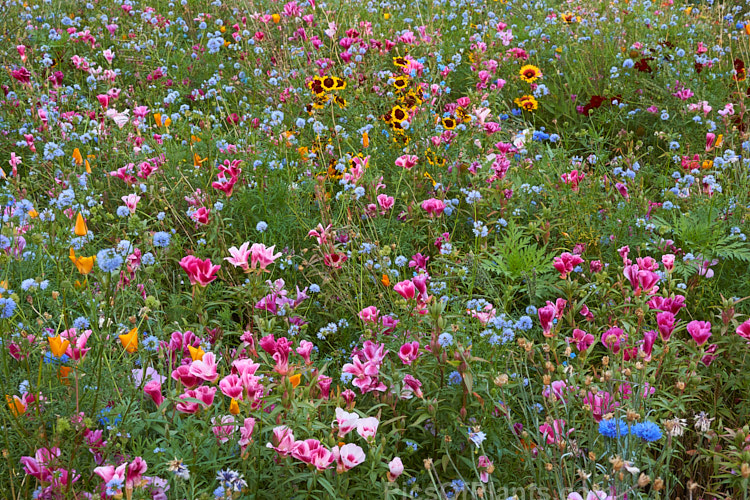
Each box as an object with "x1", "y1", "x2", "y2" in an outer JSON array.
[{"x1": 3, "y1": 0, "x2": 750, "y2": 498}]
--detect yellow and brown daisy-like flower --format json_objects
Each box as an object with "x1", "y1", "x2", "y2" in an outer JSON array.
[
  {"x1": 514, "y1": 95, "x2": 539, "y2": 112},
  {"x1": 441, "y1": 117, "x2": 457, "y2": 130},
  {"x1": 519, "y1": 64, "x2": 542, "y2": 83},
  {"x1": 391, "y1": 105, "x2": 409, "y2": 123},
  {"x1": 308, "y1": 77, "x2": 326, "y2": 96},
  {"x1": 392, "y1": 75, "x2": 409, "y2": 90},
  {"x1": 455, "y1": 107, "x2": 471, "y2": 123},
  {"x1": 561, "y1": 12, "x2": 580, "y2": 23},
  {"x1": 332, "y1": 77, "x2": 347, "y2": 90},
  {"x1": 425, "y1": 148, "x2": 446, "y2": 167},
  {"x1": 320, "y1": 75, "x2": 337, "y2": 92},
  {"x1": 327, "y1": 160, "x2": 344, "y2": 180},
  {"x1": 333, "y1": 95, "x2": 347, "y2": 108},
  {"x1": 393, "y1": 56, "x2": 409, "y2": 68}
]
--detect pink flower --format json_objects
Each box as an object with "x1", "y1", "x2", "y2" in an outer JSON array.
[
  {"x1": 641, "y1": 330, "x2": 658, "y2": 362},
  {"x1": 356, "y1": 417, "x2": 379, "y2": 440},
  {"x1": 60, "y1": 328, "x2": 92, "y2": 361},
  {"x1": 394, "y1": 279, "x2": 416, "y2": 300},
  {"x1": 179, "y1": 255, "x2": 220, "y2": 286},
  {"x1": 468, "y1": 304, "x2": 497, "y2": 325},
  {"x1": 376, "y1": 194, "x2": 394, "y2": 213},
  {"x1": 358, "y1": 306, "x2": 380, "y2": 324},
  {"x1": 171, "y1": 365, "x2": 199, "y2": 389},
  {"x1": 662, "y1": 254, "x2": 675, "y2": 271},
  {"x1": 143, "y1": 380, "x2": 164, "y2": 406},
  {"x1": 266, "y1": 426, "x2": 296, "y2": 456},
  {"x1": 583, "y1": 391, "x2": 618, "y2": 422},
  {"x1": 395, "y1": 154, "x2": 418, "y2": 169},
  {"x1": 249, "y1": 243, "x2": 282, "y2": 272},
  {"x1": 219, "y1": 374, "x2": 243, "y2": 400},
  {"x1": 402, "y1": 374, "x2": 424, "y2": 399},
  {"x1": 701, "y1": 344, "x2": 718, "y2": 366},
  {"x1": 124, "y1": 457, "x2": 147, "y2": 489},
  {"x1": 737, "y1": 320, "x2": 750, "y2": 342},
  {"x1": 477, "y1": 455, "x2": 493, "y2": 483},
  {"x1": 334, "y1": 407, "x2": 359, "y2": 437},
  {"x1": 176, "y1": 385, "x2": 216, "y2": 413},
  {"x1": 238, "y1": 417, "x2": 256, "y2": 451},
  {"x1": 212, "y1": 415, "x2": 236, "y2": 444},
  {"x1": 539, "y1": 419, "x2": 570, "y2": 445},
  {"x1": 568, "y1": 492, "x2": 614, "y2": 500},
  {"x1": 421, "y1": 198, "x2": 446, "y2": 217},
  {"x1": 543, "y1": 380, "x2": 568, "y2": 401},
  {"x1": 567, "y1": 328, "x2": 595, "y2": 351},
  {"x1": 336, "y1": 443, "x2": 366, "y2": 471},
  {"x1": 189, "y1": 352, "x2": 219, "y2": 383},
  {"x1": 225, "y1": 242, "x2": 252, "y2": 271},
  {"x1": 388, "y1": 457, "x2": 404, "y2": 481},
  {"x1": 296, "y1": 340, "x2": 314, "y2": 365},
  {"x1": 398, "y1": 342, "x2": 420, "y2": 365},
  {"x1": 687, "y1": 320, "x2": 712, "y2": 346}
]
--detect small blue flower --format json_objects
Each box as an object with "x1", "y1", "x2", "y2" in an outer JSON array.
[{"x1": 153, "y1": 231, "x2": 171, "y2": 247}]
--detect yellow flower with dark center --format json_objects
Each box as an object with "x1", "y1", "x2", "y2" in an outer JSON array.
[
  {"x1": 514, "y1": 95, "x2": 539, "y2": 112},
  {"x1": 308, "y1": 77, "x2": 326, "y2": 96},
  {"x1": 561, "y1": 12, "x2": 580, "y2": 23},
  {"x1": 332, "y1": 77, "x2": 346, "y2": 90},
  {"x1": 426, "y1": 148, "x2": 446, "y2": 167},
  {"x1": 441, "y1": 117, "x2": 457, "y2": 130},
  {"x1": 392, "y1": 76, "x2": 409, "y2": 90},
  {"x1": 333, "y1": 95, "x2": 347, "y2": 108},
  {"x1": 321, "y1": 76, "x2": 336, "y2": 92},
  {"x1": 519, "y1": 64, "x2": 542, "y2": 83},
  {"x1": 391, "y1": 105, "x2": 408, "y2": 123},
  {"x1": 393, "y1": 56, "x2": 409, "y2": 68},
  {"x1": 69, "y1": 248, "x2": 95, "y2": 274}
]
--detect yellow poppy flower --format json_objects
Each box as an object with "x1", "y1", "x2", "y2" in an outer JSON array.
[
  {"x1": 74, "y1": 212, "x2": 88, "y2": 236},
  {"x1": 48, "y1": 336, "x2": 70, "y2": 358},
  {"x1": 72, "y1": 148, "x2": 83, "y2": 166},
  {"x1": 119, "y1": 327, "x2": 138, "y2": 353},
  {"x1": 188, "y1": 345, "x2": 205, "y2": 361},
  {"x1": 69, "y1": 248, "x2": 95, "y2": 274}
]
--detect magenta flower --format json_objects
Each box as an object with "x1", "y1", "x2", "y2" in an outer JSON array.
[
  {"x1": 553, "y1": 252, "x2": 584, "y2": 279},
  {"x1": 143, "y1": 380, "x2": 164, "y2": 407},
  {"x1": 239, "y1": 418, "x2": 256, "y2": 452},
  {"x1": 656, "y1": 311, "x2": 676, "y2": 341},
  {"x1": 358, "y1": 305, "x2": 380, "y2": 324},
  {"x1": 388, "y1": 457, "x2": 404, "y2": 482},
  {"x1": 567, "y1": 328, "x2": 595, "y2": 351},
  {"x1": 737, "y1": 320, "x2": 750, "y2": 342},
  {"x1": 602, "y1": 327, "x2": 627, "y2": 354},
  {"x1": 539, "y1": 419, "x2": 570, "y2": 445},
  {"x1": 538, "y1": 305, "x2": 556, "y2": 337},
  {"x1": 179, "y1": 255, "x2": 220, "y2": 287},
  {"x1": 296, "y1": 340, "x2": 314, "y2": 365},
  {"x1": 395, "y1": 154, "x2": 418, "y2": 169},
  {"x1": 171, "y1": 365, "x2": 199, "y2": 389},
  {"x1": 250, "y1": 243, "x2": 282, "y2": 272},
  {"x1": 641, "y1": 330, "x2": 658, "y2": 362},
  {"x1": 687, "y1": 320, "x2": 712, "y2": 346},
  {"x1": 398, "y1": 342, "x2": 420, "y2": 365},
  {"x1": 356, "y1": 417, "x2": 379, "y2": 440},
  {"x1": 176, "y1": 385, "x2": 216, "y2": 414}
]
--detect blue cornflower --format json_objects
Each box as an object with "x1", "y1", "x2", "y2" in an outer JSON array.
[
  {"x1": 632, "y1": 421, "x2": 662, "y2": 442},
  {"x1": 448, "y1": 371, "x2": 462, "y2": 385},
  {"x1": 438, "y1": 332, "x2": 454, "y2": 347},
  {"x1": 599, "y1": 418, "x2": 629, "y2": 438}
]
